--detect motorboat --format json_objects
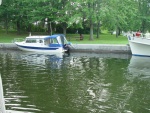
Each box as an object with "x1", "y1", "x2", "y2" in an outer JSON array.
[
  {"x1": 128, "y1": 33, "x2": 150, "y2": 56},
  {"x1": 14, "y1": 34, "x2": 72, "y2": 53}
]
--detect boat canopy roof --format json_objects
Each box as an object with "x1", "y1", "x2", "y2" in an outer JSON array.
[
  {"x1": 26, "y1": 34, "x2": 65, "y2": 40},
  {"x1": 44, "y1": 34, "x2": 65, "y2": 40}
]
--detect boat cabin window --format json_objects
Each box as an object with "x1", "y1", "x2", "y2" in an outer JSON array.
[
  {"x1": 26, "y1": 39, "x2": 37, "y2": 43},
  {"x1": 44, "y1": 38, "x2": 58, "y2": 45},
  {"x1": 44, "y1": 39, "x2": 50, "y2": 45},
  {"x1": 39, "y1": 40, "x2": 43, "y2": 43},
  {"x1": 50, "y1": 38, "x2": 58, "y2": 44}
]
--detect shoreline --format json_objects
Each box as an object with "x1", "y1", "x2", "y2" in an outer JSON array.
[{"x1": 0, "y1": 43, "x2": 131, "y2": 54}]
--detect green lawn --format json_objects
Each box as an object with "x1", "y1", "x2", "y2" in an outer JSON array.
[
  {"x1": 67, "y1": 34, "x2": 128, "y2": 44},
  {"x1": 0, "y1": 31, "x2": 128, "y2": 44},
  {"x1": 0, "y1": 31, "x2": 28, "y2": 43}
]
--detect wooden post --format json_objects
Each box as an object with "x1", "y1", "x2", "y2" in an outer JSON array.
[{"x1": 0, "y1": 74, "x2": 6, "y2": 113}]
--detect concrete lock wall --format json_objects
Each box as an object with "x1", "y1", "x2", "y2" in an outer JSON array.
[
  {"x1": 0, "y1": 43, "x2": 18, "y2": 50},
  {"x1": 70, "y1": 44, "x2": 131, "y2": 53},
  {"x1": 0, "y1": 43, "x2": 131, "y2": 53}
]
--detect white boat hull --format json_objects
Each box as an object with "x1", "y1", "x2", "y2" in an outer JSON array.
[
  {"x1": 128, "y1": 36, "x2": 150, "y2": 56},
  {"x1": 14, "y1": 34, "x2": 71, "y2": 54},
  {"x1": 15, "y1": 42, "x2": 65, "y2": 53}
]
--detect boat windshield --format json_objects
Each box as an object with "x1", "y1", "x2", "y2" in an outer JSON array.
[
  {"x1": 50, "y1": 38, "x2": 58, "y2": 44},
  {"x1": 44, "y1": 38, "x2": 58, "y2": 45},
  {"x1": 57, "y1": 36, "x2": 68, "y2": 44},
  {"x1": 43, "y1": 35, "x2": 68, "y2": 45},
  {"x1": 63, "y1": 37, "x2": 68, "y2": 44}
]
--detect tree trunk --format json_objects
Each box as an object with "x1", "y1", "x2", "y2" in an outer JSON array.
[
  {"x1": 116, "y1": 31, "x2": 118, "y2": 37},
  {"x1": 27, "y1": 23, "x2": 31, "y2": 32},
  {"x1": 63, "y1": 27, "x2": 66, "y2": 36},
  {"x1": 17, "y1": 20, "x2": 20, "y2": 35},
  {"x1": 27, "y1": 24, "x2": 32, "y2": 36},
  {"x1": 116, "y1": 27, "x2": 119, "y2": 38},
  {"x1": 5, "y1": 14, "x2": 8, "y2": 34},
  {"x1": 141, "y1": 20, "x2": 146, "y2": 33},
  {"x1": 50, "y1": 22, "x2": 52, "y2": 35},
  {"x1": 89, "y1": 20, "x2": 93, "y2": 40},
  {"x1": 118, "y1": 27, "x2": 121, "y2": 36},
  {"x1": 96, "y1": 21, "x2": 101, "y2": 38},
  {"x1": 62, "y1": 22, "x2": 67, "y2": 36},
  {"x1": 116, "y1": 27, "x2": 121, "y2": 37},
  {"x1": 47, "y1": 22, "x2": 51, "y2": 34},
  {"x1": 5, "y1": 19, "x2": 8, "y2": 34}
]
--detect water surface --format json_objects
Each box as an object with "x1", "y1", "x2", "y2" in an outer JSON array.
[{"x1": 0, "y1": 50, "x2": 150, "y2": 113}]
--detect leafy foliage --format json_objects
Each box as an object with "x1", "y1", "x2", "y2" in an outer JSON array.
[{"x1": 0, "y1": 0, "x2": 150, "y2": 37}]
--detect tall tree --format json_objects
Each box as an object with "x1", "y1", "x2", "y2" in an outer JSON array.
[
  {"x1": 137, "y1": 0, "x2": 150, "y2": 32},
  {"x1": 0, "y1": 0, "x2": 13, "y2": 33},
  {"x1": 102, "y1": 0, "x2": 138, "y2": 37},
  {"x1": 67, "y1": 0, "x2": 97, "y2": 40},
  {"x1": 54, "y1": 0, "x2": 72, "y2": 35}
]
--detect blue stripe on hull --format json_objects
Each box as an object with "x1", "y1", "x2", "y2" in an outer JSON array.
[
  {"x1": 16, "y1": 44, "x2": 60, "y2": 50},
  {"x1": 132, "y1": 54, "x2": 150, "y2": 57}
]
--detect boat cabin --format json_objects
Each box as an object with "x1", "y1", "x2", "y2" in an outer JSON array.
[
  {"x1": 25, "y1": 34, "x2": 68, "y2": 47},
  {"x1": 14, "y1": 34, "x2": 71, "y2": 53}
]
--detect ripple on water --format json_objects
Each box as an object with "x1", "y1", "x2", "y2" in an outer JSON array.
[{"x1": 1, "y1": 51, "x2": 150, "y2": 113}]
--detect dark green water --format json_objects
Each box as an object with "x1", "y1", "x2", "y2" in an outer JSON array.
[{"x1": 0, "y1": 50, "x2": 150, "y2": 113}]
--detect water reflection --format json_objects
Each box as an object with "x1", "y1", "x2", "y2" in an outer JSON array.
[
  {"x1": 128, "y1": 56, "x2": 150, "y2": 78},
  {"x1": 0, "y1": 50, "x2": 150, "y2": 113},
  {"x1": 19, "y1": 53, "x2": 64, "y2": 69},
  {"x1": 126, "y1": 56, "x2": 150, "y2": 113},
  {"x1": 3, "y1": 51, "x2": 64, "y2": 69},
  {"x1": 0, "y1": 50, "x2": 65, "y2": 113}
]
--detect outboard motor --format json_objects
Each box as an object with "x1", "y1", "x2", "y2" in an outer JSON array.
[
  {"x1": 59, "y1": 34, "x2": 71, "y2": 54},
  {"x1": 63, "y1": 44, "x2": 70, "y2": 54}
]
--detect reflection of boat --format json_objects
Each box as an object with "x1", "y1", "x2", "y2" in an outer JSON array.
[
  {"x1": 128, "y1": 35, "x2": 150, "y2": 56},
  {"x1": 18, "y1": 53, "x2": 64, "y2": 69},
  {"x1": 22, "y1": 51, "x2": 67, "y2": 69},
  {"x1": 14, "y1": 34, "x2": 71, "y2": 53},
  {"x1": 128, "y1": 56, "x2": 150, "y2": 76},
  {"x1": 0, "y1": 74, "x2": 6, "y2": 113}
]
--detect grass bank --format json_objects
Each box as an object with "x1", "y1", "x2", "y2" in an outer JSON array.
[
  {"x1": 0, "y1": 31, "x2": 128, "y2": 44},
  {"x1": 67, "y1": 34, "x2": 128, "y2": 44},
  {"x1": 0, "y1": 31, "x2": 27, "y2": 43}
]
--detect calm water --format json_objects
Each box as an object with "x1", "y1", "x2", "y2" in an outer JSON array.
[{"x1": 0, "y1": 50, "x2": 150, "y2": 113}]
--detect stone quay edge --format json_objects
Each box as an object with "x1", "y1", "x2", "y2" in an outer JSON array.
[{"x1": 0, "y1": 43, "x2": 131, "y2": 53}]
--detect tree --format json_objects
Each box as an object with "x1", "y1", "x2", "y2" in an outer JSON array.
[
  {"x1": 1, "y1": 0, "x2": 149, "y2": 38},
  {"x1": 136, "y1": 0, "x2": 150, "y2": 32},
  {"x1": 101, "y1": 0, "x2": 138, "y2": 37},
  {"x1": 67, "y1": 0, "x2": 99, "y2": 40},
  {"x1": 0, "y1": 0, "x2": 14, "y2": 33}
]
